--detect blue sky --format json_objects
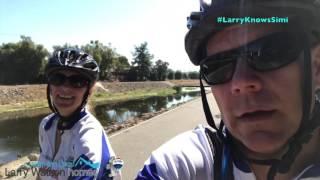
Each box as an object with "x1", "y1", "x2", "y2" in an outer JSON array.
[{"x1": 0, "y1": 0, "x2": 199, "y2": 72}]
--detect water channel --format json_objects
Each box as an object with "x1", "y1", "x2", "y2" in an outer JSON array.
[{"x1": 0, "y1": 88, "x2": 201, "y2": 164}]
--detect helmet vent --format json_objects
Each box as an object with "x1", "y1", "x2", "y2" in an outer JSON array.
[{"x1": 83, "y1": 62, "x2": 97, "y2": 69}]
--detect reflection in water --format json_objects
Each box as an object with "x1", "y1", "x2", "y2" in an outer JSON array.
[
  {"x1": 0, "y1": 116, "x2": 44, "y2": 164},
  {"x1": 95, "y1": 91, "x2": 200, "y2": 126},
  {"x1": 0, "y1": 90, "x2": 200, "y2": 164}
]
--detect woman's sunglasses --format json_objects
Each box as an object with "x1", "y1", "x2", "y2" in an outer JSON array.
[
  {"x1": 200, "y1": 32, "x2": 306, "y2": 85},
  {"x1": 48, "y1": 73, "x2": 90, "y2": 88}
]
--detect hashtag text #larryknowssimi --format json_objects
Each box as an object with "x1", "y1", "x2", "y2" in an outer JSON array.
[{"x1": 217, "y1": 17, "x2": 288, "y2": 24}]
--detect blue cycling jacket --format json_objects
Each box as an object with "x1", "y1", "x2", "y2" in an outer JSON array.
[
  {"x1": 136, "y1": 125, "x2": 320, "y2": 180},
  {"x1": 38, "y1": 109, "x2": 120, "y2": 180}
]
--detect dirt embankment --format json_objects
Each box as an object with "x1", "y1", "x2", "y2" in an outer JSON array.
[{"x1": 0, "y1": 80, "x2": 199, "y2": 106}]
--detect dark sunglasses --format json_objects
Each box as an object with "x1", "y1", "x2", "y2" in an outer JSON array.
[
  {"x1": 200, "y1": 32, "x2": 306, "y2": 85},
  {"x1": 48, "y1": 73, "x2": 90, "y2": 88}
]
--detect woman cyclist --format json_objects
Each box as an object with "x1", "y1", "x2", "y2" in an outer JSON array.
[{"x1": 38, "y1": 48, "x2": 121, "y2": 180}]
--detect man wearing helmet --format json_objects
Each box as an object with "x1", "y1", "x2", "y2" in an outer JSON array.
[
  {"x1": 37, "y1": 48, "x2": 121, "y2": 180},
  {"x1": 137, "y1": 0, "x2": 320, "y2": 179}
]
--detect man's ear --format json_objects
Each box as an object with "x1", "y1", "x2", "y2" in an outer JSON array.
[{"x1": 312, "y1": 44, "x2": 320, "y2": 89}]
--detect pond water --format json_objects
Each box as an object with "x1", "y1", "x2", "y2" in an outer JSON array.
[{"x1": 0, "y1": 88, "x2": 201, "y2": 164}]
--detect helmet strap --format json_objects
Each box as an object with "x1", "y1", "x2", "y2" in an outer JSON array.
[
  {"x1": 47, "y1": 84, "x2": 58, "y2": 113},
  {"x1": 199, "y1": 70, "x2": 225, "y2": 140}
]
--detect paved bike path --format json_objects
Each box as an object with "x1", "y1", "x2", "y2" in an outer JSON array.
[{"x1": 109, "y1": 93, "x2": 219, "y2": 180}]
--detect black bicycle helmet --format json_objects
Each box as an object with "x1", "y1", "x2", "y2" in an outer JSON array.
[
  {"x1": 185, "y1": 0, "x2": 320, "y2": 180},
  {"x1": 45, "y1": 48, "x2": 100, "y2": 82}
]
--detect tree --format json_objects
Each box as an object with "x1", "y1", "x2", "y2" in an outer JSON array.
[
  {"x1": 126, "y1": 67, "x2": 139, "y2": 81},
  {"x1": 150, "y1": 59, "x2": 169, "y2": 81},
  {"x1": 82, "y1": 41, "x2": 116, "y2": 80},
  {"x1": 52, "y1": 43, "x2": 79, "y2": 51},
  {"x1": 113, "y1": 56, "x2": 130, "y2": 81},
  {"x1": 188, "y1": 71, "x2": 200, "y2": 79},
  {"x1": 0, "y1": 36, "x2": 49, "y2": 84},
  {"x1": 175, "y1": 70, "x2": 182, "y2": 80},
  {"x1": 149, "y1": 67, "x2": 157, "y2": 81},
  {"x1": 167, "y1": 69, "x2": 175, "y2": 80},
  {"x1": 131, "y1": 42, "x2": 153, "y2": 81},
  {"x1": 182, "y1": 72, "x2": 189, "y2": 79},
  {"x1": 113, "y1": 56, "x2": 130, "y2": 73}
]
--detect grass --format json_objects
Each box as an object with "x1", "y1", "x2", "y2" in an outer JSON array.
[
  {"x1": 91, "y1": 88, "x2": 176, "y2": 106},
  {"x1": 0, "y1": 88, "x2": 177, "y2": 114},
  {"x1": 0, "y1": 100, "x2": 48, "y2": 114}
]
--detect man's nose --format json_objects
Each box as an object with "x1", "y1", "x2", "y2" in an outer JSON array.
[{"x1": 231, "y1": 58, "x2": 262, "y2": 95}]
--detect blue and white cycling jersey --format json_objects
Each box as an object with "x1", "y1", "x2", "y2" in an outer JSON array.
[
  {"x1": 136, "y1": 125, "x2": 320, "y2": 180},
  {"x1": 38, "y1": 109, "x2": 119, "y2": 180}
]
